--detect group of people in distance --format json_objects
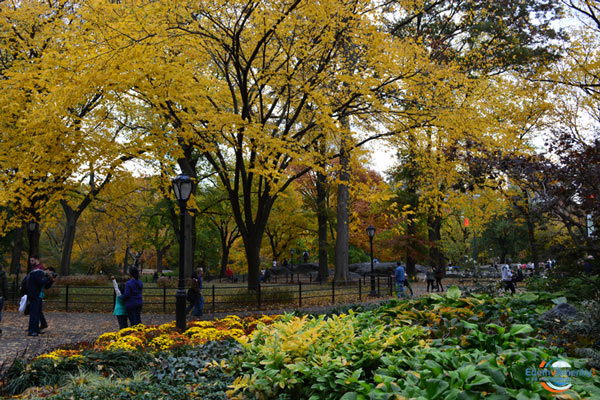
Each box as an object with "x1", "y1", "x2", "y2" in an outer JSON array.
[{"x1": 394, "y1": 262, "x2": 445, "y2": 299}]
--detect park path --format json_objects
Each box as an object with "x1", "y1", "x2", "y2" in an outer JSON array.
[{"x1": 0, "y1": 311, "x2": 175, "y2": 366}]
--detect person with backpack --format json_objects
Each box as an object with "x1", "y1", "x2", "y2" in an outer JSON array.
[
  {"x1": 122, "y1": 267, "x2": 143, "y2": 326},
  {"x1": 26, "y1": 256, "x2": 54, "y2": 336},
  {"x1": 0, "y1": 264, "x2": 7, "y2": 335},
  {"x1": 186, "y1": 270, "x2": 202, "y2": 317}
]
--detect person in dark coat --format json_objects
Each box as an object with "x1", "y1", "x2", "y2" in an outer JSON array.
[
  {"x1": 27, "y1": 256, "x2": 53, "y2": 336},
  {"x1": 122, "y1": 267, "x2": 143, "y2": 326},
  {"x1": 186, "y1": 270, "x2": 202, "y2": 317},
  {"x1": 434, "y1": 266, "x2": 444, "y2": 292}
]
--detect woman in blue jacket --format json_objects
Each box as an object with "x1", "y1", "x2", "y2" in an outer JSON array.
[{"x1": 122, "y1": 267, "x2": 143, "y2": 326}]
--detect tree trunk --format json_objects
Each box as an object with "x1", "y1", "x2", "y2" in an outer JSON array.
[
  {"x1": 526, "y1": 214, "x2": 539, "y2": 271},
  {"x1": 27, "y1": 225, "x2": 40, "y2": 273},
  {"x1": 242, "y1": 232, "x2": 262, "y2": 290},
  {"x1": 219, "y1": 245, "x2": 230, "y2": 278},
  {"x1": 316, "y1": 170, "x2": 329, "y2": 280},
  {"x1": 428, "y1": 214, "x2": 445, "y2": 268},
  {"x1": 406, "y1": 216, "x2": 416, "y2": 276},
  {"x1": 60, "y1": 204, "x2": 78, "y2": 276},
  {"x1": 334, "y1": 132, "x2": 350, "y2": 284},
  {"x1": 10, "y1": 226, "x2": 24, "y2": 275},
  {"x1": 156, "y1": 247, "x2": 167, "y2": 273}
]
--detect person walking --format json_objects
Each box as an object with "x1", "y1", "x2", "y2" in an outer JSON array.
[
  {"x1": 122, "y1": 267, "x2": 143, "y2": 326},
  {"x1": 394, "y1": 262, "x2": 406, "y2": 299},
  {"x1": 186, "y1": 270, "x2": 202, "y2": 317},
  {"x1": 0, "y1": 264, "x2": 7, "y2": 335},
  {"x1": 110, "y1": 276, "x2": 128, "y2": 330},
  {"x1": 502, "y1": 263, "x2": 515, "y2": 295},
  {"x1": 426, "y1": 266, "x2": 436, "y2": 292},
  {"x1": 26, "y1": 256, "x2": 54, "y2": 336},
  {"x1": 434, "y1": 265, "x2": 444, "y2": 292}
]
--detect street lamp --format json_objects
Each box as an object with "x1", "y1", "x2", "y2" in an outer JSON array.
[
  {"x1": 366, "y1": 225, "x2": 377, "y2": 296},
  {"x1": 172, "y1": 174, "x2": 193, "y2": 331},
  {"x1": 290, "y1": 249, "x2": 294, "y2": 270},
  {"x1": 27, "y1": 220, "x2": 38, "y2": 273}
]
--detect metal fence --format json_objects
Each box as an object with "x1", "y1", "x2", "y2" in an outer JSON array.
[{"x1": 6, "y1": 274, "x2": 397, "y2": 315}]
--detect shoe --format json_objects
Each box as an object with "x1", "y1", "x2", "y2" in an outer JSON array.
[
  {"x1": 40, "y1": 324, "x2": 48, "y2": 330},
  {"x1": 28, "y1": 332, "x2": 38, "y2": 337},
  {"x1": 38, "y1": 331, "x2": 46, "y2": 335}
]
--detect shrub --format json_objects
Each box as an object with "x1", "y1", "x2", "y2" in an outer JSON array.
[
  {"x1": 156, "y1": 276, "x2": 178, "y2": 288},
  {"x1": 220, "y1": 286, "x2": 295, "y2": 307},
  {"x1": 55, "y1": 274, "x2": 109, "y2": 287}
]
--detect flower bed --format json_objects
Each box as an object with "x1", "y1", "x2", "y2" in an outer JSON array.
[{"x1": 2, "y1": 288, "x2": 599, "y2": 399}]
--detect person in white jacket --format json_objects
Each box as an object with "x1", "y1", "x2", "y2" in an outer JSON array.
[{"x1": 501, "y1": 264, "x2": 515, "y2": 295}]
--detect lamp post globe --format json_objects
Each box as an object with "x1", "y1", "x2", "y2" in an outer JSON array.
[
  {"x1": 172, "y1": 174, "x2": 193, "y2": 331},
  {"x1": 366, "y1": 225, "x2": 377, "y2": 296}
]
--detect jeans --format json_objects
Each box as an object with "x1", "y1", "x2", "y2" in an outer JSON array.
[
  {"x1": 0, "y1": 297, "x2": 3, "y2": 324},
  {"x1": 186, "y1": 295, "x2": 204, "y2": 316},
  {"x1": 126, "y1": 305, "x2": 142, "y2": 326},
  {"x1": 28, "y1": 296, "x2": 42, "y2": 334},
  {"x1": 435, "y1": 278, "x2": 444, "y2": 292},
  {"x1": 395, "y1": 282, "x2": 405, "y2": 299},
  {"x1": 116, "y1": 315, "x2": 128, "y2": 330}
]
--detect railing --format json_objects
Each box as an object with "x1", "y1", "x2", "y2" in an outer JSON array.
[{"x1": 6, "y1": 274, "x2": 398, "y2": 314}]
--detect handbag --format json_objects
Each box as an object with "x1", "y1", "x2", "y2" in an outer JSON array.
[{"x1": 19, "y1": 294, "x2": 28, "y2": 314}]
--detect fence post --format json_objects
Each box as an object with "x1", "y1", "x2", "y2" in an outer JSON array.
[
  {"x1": 331, "y1": 279, "x2": 335, "y2": 304},
  {"x1": 163, "y1": 287, "x2": 167, "y2": 313},
  {"x1": 257, "y1": 282, "x2": 262, "y2": 310},
  {"x1": 65, "y1": 284, "x2": 69, "y2": 312},
  {"x1": 212, "y1": 285, "x2": 215, "y2": 315},
  {"x1": 389, "y1": 276, "x2": 393, "y2": 297},
  {"x1": 377, "y1": 276, "x2": 380, "y2": 296},
  {"x1": 359, "y1": 278, "x2": 362, "y2": 302},
  {"x1": 299, "y1": 281, "x2": 302, "y2": 308}
]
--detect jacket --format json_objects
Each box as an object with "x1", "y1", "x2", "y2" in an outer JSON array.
[
  {"x1": 27, "y1": 268, "x2": 49, "y2": 299},
  {"x1": 112, "y1": 279, "x2": 127, "y2": 316},
  {"x1": 394, "y1": 265, "x2": 405, "y2": 283},
  {"x1": 122, "y1": 278, "x2": 143, "y2": 309}
]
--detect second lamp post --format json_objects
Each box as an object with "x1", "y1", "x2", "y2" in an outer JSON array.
[
  {"x1": 172, "y1": 174, "x2": 193, "y2": 331},
  {"x1": 366, "y1": 225, "x2": 377, "y2": 296}
]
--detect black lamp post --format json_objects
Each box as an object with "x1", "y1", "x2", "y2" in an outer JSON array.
[
  {"x1": 290, "y1": 249, "x2": 294, "y2": 270},
  {"x1": 172, "y1": 174, "x2": 193, "y2": 331},
  {"x1": 27, "y1": 220, "x2": 38, "y2": 273},
  {"x1": 366, "y1": 225, "x2": 377, "y2": 296}
]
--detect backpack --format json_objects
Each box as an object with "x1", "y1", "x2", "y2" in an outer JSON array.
[{"x1": 186, "y1": 288, "x2": 195, "y2": 302}]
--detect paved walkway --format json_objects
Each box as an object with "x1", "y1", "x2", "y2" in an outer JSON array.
[{"x1": 0, "y1": 311, "x2": 175, "y2": 366}]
